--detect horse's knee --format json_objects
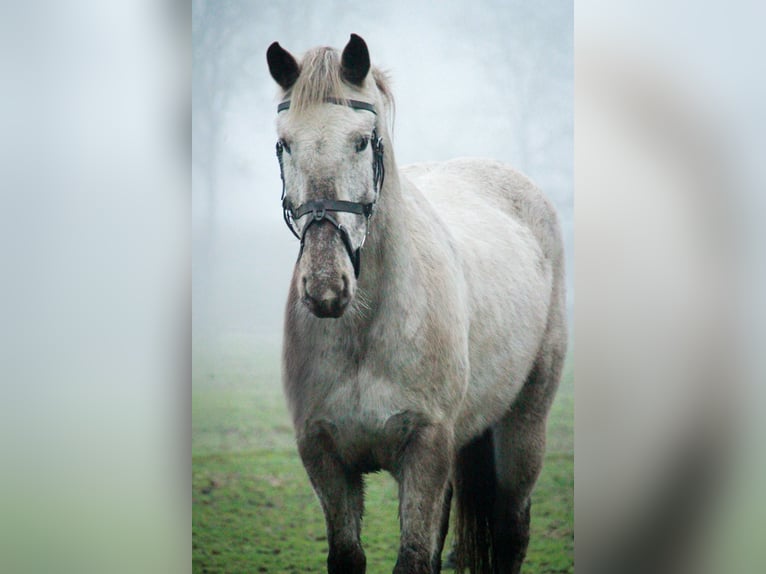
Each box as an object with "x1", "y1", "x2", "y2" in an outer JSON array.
[
  {"x1": 393, "y1": 543, "x2": 432, "y2": 574},
  {"x1": 328, "y1": 542, "x2": 366, "y2": 574}
]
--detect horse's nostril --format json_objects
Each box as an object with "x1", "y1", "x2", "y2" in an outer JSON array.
[{"x1": 302, "y1": 278, "x2": 351, "y2": 318}]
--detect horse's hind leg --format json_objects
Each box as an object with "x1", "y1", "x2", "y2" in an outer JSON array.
[
  {"x1": 298, "y1": 424, "x2": 366, "y2": 574},
  {"x1": 490, "y1": 410, "x2": 544, "y2": 574},
  {"x1": 492, "y1": 340, "x2": 566, "y2": 573}
]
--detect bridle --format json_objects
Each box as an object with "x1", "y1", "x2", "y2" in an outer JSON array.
[{"x1": 275, "y1": 98, "x2": 385, "y2": 278}]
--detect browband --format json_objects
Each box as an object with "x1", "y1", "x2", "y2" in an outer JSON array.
[{"x1": 277, "y1": 98, "x2": 377, "y2": 115}]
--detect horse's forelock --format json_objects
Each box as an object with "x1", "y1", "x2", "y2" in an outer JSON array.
[
  {"x1": 289, "y1": 48, "x2": 345, "y2": 114},
  {"x1": 287, "y1": 47, "x2": 394, "y2": 130}
]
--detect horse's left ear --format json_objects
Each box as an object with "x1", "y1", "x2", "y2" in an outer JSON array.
[
  {"x1": 341, "y1": 34, "x2": 370, "y2": 86},
  {"x1": 267, "y1": 41, "x2": 300, "y2": 91}
]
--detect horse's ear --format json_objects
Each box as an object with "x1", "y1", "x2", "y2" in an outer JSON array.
[
  {"x1": 341, "y1": 34, "x2": 370, "y2": 86},
  {"x1": 267, "y1": 42, "x2": 300, "y2": 91}
]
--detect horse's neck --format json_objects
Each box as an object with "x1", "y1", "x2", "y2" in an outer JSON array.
[{"x1": 358, "y1": 168, "x2": 419, "y2": 307}]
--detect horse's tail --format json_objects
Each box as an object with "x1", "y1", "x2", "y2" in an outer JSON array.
[{"x1": 454, "y1": 428, "x2": 496, "y2": 574}]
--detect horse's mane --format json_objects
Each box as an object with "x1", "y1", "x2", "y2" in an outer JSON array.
[{"x1": 288, "y1": 47, "x2": 395, "y2": 127}]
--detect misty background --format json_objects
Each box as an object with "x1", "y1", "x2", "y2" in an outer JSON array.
[{"x1": 192, "y1": 0, "x2": 573, "y2": 367}]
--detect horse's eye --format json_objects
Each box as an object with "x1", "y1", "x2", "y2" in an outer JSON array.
[
  {"x1": 355, "y1": 136, "x2": 369, "y2": 153},
  {"x1": 278, "y1": 139, "x2": 291, "y2": 154}
]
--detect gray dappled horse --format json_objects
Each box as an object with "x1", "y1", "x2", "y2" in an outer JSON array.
[{"x1": 267, "y1": 34, "x2": 567, "y2": 574}]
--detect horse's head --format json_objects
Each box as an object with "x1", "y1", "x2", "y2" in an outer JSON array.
[{"x1": 268, "y1": 34, "x2": 389, "y2": 318}]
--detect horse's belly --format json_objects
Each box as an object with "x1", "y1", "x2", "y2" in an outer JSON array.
[{"x1": 454, "y1": 219, "x2": 552, "y2": 444}]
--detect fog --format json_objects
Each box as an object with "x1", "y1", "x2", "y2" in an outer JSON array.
[{"x1": 192, "y1": 0, "x2": 573, "y2": 358}]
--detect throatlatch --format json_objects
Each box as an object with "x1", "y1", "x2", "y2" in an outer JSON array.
[{"x1": 275, "y1": 98, "x2": 385, "y2": 278}]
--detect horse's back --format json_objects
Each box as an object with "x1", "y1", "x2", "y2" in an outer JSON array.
[
  {"x1": 402, "y1": 158, "x2": 562, "y2": 263},
  {"x1": 401, "y1": 158, "x2": 565, "y2": 442}
]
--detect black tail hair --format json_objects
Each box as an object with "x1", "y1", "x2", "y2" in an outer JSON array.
[{"x1": 454, "y1": 428, "x2": 497, "y2": 574}]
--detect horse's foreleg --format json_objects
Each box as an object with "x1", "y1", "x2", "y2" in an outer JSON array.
[
  {"x1": 393, "y1": 423, "x2": 452, "y2": 574},
  {"x1": 298, "y1": 426, "x2": 366, "y2": 574}
]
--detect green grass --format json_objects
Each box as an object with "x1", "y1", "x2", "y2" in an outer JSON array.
[{"x1": 192, "y1": 341, "x2": 573, "y2": 573}]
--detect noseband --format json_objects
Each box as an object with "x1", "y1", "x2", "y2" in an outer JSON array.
[{"x1": 275, "y1": 98, "x2": 385, "y2": 278}]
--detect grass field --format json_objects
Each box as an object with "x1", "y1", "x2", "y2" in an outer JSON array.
[{"x1": 192, "y1": 340, "x2": 573, "y2": 573}]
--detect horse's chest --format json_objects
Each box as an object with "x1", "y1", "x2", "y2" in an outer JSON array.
[
  {"x1": 303, "y1": 375, "x2": 419, "y2": 471},
  {"x1": 286, "y1": 307, "x2": 467, "y2": 470},
  {"x1": 322, "y1": 374, "x2": 400, "y2": 430}
]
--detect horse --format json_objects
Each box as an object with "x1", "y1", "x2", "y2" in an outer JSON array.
[{"x1": 267, "y1": 34, "x2": 567, "y2": 574}]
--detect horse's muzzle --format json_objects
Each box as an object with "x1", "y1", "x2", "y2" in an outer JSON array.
[{"x1": 302, "y1": 275, "x2": 351, "y2": 318}]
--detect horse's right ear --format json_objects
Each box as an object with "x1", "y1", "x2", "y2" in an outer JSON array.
[
  {"x1": 341, "y1": 34, "x2": 370, "y2": 86},
  {"x1": 267, "y1": 42, "x2": 300, "y2": 91}
]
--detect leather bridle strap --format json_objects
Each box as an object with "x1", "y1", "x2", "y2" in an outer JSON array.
[
  {"x1": 283, "y1": 198, "x2": 376, "y2": 279},
  {"x1": 292, "y1": 200, "x2": 375, "y2": 220},
  {"x1": 294, "y1": 207, "x2": 363, "y2": 279},
  {"x1": 277, "y1": 98, "x2": 377, "y2": 115}
]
